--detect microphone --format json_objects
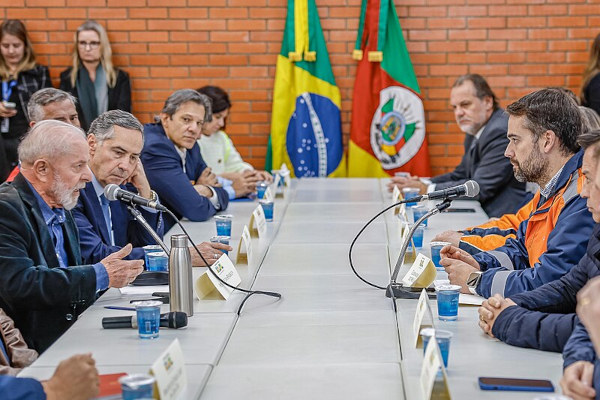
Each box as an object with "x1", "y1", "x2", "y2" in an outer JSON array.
[
  {"x1": 104, "y1": 184, "x2": 167, "y2": 211},
  {"x1": 102, "y1": 311, "x2": 188, "y2": 329},
  {"x1": 422, "y1": 180, "x2": 479, "y2": 200}
]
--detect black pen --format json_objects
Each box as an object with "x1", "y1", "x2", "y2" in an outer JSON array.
[{"x1": 104, "y1": 306, "x2": 136, "y2": 311}]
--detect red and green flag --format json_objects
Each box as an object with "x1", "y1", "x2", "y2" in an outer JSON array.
[
  {"x1": 347, "y1": 0, "x2": 430, "y2": 177},
  {"x1": 265, "y1": 0, "x2": 346, "y2": 177}
]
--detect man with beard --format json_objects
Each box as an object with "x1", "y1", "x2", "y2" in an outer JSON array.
[
  {"x1": 73, "y1": 110, "x2": 231, "y2": 265},
  {"x1": 388, "y1": 74, "x2": 526, "y2": 217},
  {"x1": 0, "y1": 120, "x2": 143, "y2": 352},
  {"x1": 440, "y1": 88, "x2": 594, "y2": 298}
]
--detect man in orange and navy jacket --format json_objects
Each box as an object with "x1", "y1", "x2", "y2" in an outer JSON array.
[{"x1": 441, "y1": 88, "x2": 595, "y2": 299}]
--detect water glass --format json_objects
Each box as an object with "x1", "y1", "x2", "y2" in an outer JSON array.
[
  {"x1": 143, "y1": 245, "x2": 162, "y2": 268},
  {"x1": 133, "y1": 301, "x2": 161, "y2": 339},
  {"x1": 402, "y1": 187, "x2": 420, "y2": 206},
  {"x1": 214, "y1": 214, "x2": 233, "y2": 236},
  {"x1": 146, "y1": 252, "x2": 168, "y2": 272},
  {"x1": 256, "y1": 181, "x2": 268, "y2": 199},
  {"x1": 260, "y1": 200, "x2": 274, "y2": 221},
  {"x1": 436, "y1": 284, "x2": 461, "y2": 321},
  {"x1": 430, "y1": 241, "x2": 451, "y2": 270},
  {"x1": 119, "y1": 374, "x2": 155, "y2": 400},
  {"x1": 412, "y1": 205, "x2": 428, "y2": 227},
  {"x1": 412, "y1": 226, "x2": 424, "y2": 248},
  {"x1": 210, "y1": 235, "x2": 230, "y2": 255},
  {"x1": 420, "y1": 328, "x2": 453, "y2": 368}
]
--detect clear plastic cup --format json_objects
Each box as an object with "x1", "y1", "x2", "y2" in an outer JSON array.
[
  {"x1": 256, "y1": 182, "x2": 268, "y2": 199},
  {"x1": 259, "y1": 200, "x2": 274, "y2": 221},
  {"x1": 210, "y1": 235, "x2": 230, "y2": 255},
  {"x1": 436, "y1": 284, "x2": 461, "y2": 321},
  {"x1": 420, "y1": 328, "x2": 453, "y2": 368},
  {"x1": 146, "y1": 252, "x2": 168, "y2": 272},
  {"x1": 119, "y1": 373, "x2": 155, "y2": 399},
  {"x1": 430, "y1": 241, "x2": 451, "y2": 270},
  {"x1": 214, "y1": 214, "x2": 233, "y2": 236},
  {"x1": 132, "y1": 301, "x2": 162, "y2": 339},
  {"x1": 412, "y1": 205, "x2": 428, "y2": 227}
]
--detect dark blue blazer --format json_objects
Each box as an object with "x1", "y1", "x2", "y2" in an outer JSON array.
[
  {"x1": 0, "y1": 174, "x2": 97, "y2": 353},
  {"x1": 0, "y1": 375, "x2": 45, "y2": 400},
  {"x1": 72, "y1": 181, "x2": 164, "y2": 264},
  {"x1": 141, "y1": 123, "x2": 229, "y2": 230}
]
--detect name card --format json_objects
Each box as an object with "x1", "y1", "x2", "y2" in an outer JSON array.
[
  {"x1": 420, "y1": 338, "x2": 451, "y2": 400},
  {"x1": 235, "y1": 225, "x2": 253, "y2": 265},
  {"x1": 263, "y1": 186, "x2": 274, "y2": 202},
  {"x1": 248, "y1": 205, "x2": 267, "y2": 239},
  {"x1": 412, "y1": 289, "x2": 434, "y2": 348},
  {"x1": 194, "y1": 254, "x2": 242, "y2": 300},
  {"x1": 150, "y1": 339, "x2": 186, "y2": 400},
  {"x1": 399, "y1": 224, "x2": 417, "y2": 263},
  {"x1": 392, "y1": 185, "x2": 405, "y2": 216},
  {"x1": 402, "y1": 253, "x2": 436, "y2": 289}
]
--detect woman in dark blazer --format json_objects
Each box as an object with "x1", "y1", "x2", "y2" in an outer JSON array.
[
  {"x1": 581, "y1": 33, "x2": 600, "y2": 116},
  {"x1": 60, "y1": 20, "x2": 131, "y2": 131},
  {"x1": 0, "y1": 19, "x2": 51, "y2": 181}
]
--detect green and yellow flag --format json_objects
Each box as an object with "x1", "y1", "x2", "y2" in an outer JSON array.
[
  {"x1": 265, "y1": 0, "x2": 345, "y2": 177},
  {"x1": 347, "y1": 0, "x2": 430, "y2": 177}
]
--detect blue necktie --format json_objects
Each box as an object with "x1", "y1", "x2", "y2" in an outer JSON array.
[
  {"x1": 100, "y1": 194, "x2": 114, "y2": 246},
  {"x1": 49, "y1": 209, "x2": 67, "y2": 268}
]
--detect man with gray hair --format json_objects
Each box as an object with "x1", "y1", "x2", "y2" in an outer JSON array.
[
  {"x1": 141, "y1": 89, "x2": 230, "y2": 233},
  {"x1": 0, "y1": 120, "x2": 143, "y2": 352},
  {"x1": 27, "y1": 88, "x2": 80, "y2": 128}
]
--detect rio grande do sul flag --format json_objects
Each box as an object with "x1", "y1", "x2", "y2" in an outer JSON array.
[
  {"x1": 265, "y1": 0, "x2": 346, "y2": 177},
  {"x1": 347, "y1": 0, "x2": 430, "y2": 177}
]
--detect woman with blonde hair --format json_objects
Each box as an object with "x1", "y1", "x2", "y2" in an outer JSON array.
[
  {"x1": 0, "y1": 19, "x2": 50, "y2": 181},
  {"x1": 60, "y1": 20, "x2": 131, "y2": 131},
  {"x1": 580, "y1": 33, "x2": 600, "y2": 116}
]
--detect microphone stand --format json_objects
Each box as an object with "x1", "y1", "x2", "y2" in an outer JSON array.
[
  {"x1": 386, "y1": 198, "x2": 452, "y2": 299},
  {"x1": 126, "y1": 205, "x2": 169, "y2": 253}
]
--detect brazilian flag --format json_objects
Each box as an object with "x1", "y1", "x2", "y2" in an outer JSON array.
[{"x1": 265, "y1": 0, "x2": 346, "y2": 177}]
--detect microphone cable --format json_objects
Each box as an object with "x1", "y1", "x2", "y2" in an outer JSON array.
[
  {"x1": 348, "y1": 199, "x2": 416, "y2": 290},
  {"x1": 166, "y1": 209, "x2": 282, "y2": 315}
]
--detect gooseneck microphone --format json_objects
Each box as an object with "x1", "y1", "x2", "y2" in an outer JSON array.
[
  {"x1": 104, "y1": 184, "x2": 167, "y2": 211},
  {"x1": 422, "y1": 180, "x2": 479, "y2": 200},
  {"x1": 102, "y1": 311, "x2": 188, "y2": 329}
]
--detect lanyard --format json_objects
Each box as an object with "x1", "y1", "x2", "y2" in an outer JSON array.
[{"x1": 2, "y1": 80, "x2": 17, "y2": 101}]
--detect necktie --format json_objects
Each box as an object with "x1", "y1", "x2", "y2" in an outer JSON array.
[{"x1": 100, "y1": 194, "x2": 114, "y2": 246}]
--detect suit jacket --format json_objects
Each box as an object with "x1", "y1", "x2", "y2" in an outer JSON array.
[
  {"x1": 59, "y1": 67, "x2": 131, "y2": 131},
  {"x1": 141, "y1": 123, "x2": 229, "y2": 231},
  {"x1": 431, "y1": 108, "x2": 526, "y2": 217},
  {"x1": 0, "y1": 174, "x2": 96, "y2": 353},
  {"x1": 0, "y1": 375, "x2": 45, "y2": 400},
  {"x1": 72, "y1": 181, "x2": 164, "y2": 264}
]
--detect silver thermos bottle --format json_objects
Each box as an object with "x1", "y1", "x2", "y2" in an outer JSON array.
[{"x1": 169, "y1": 234, "x2": 193, "y2": 316}]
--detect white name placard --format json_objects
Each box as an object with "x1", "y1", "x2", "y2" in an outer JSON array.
[
  {"x1": 150, "y1": 339, "x2": 186, "y2": 400},
  {"x1": 412, "y1": 289, "x2": 434, "y2": 348},
  {"x1": 235, "y1": 225, "x2": 253, "y2": 266},
  {"x1": 401, "y1": 253, "x2": 436, "y2": 288},
  {"x1": 194, "y1": 254, "x2": 242, "y2": 300},
  {"x1": 263, "y1": 186, "x2": 274, "y2": 202},
  {"x1": 420, "y1": 337, "x2": 451, "y2": 400},
  {"x1": 249, "y1": 205, "x2": 267, "y2": 239}
]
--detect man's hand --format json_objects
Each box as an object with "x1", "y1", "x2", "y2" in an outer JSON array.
[
  {"x1": 101, "y1": 244, "x2": 144, "y2": 288},
  {"x1": 194, "y1": 184, "x2": 214, "y2": 198},
  {"x1": 197, "y1": 167, "x2": 218, "y2": 186},
  {"x1": 190, "y1": 242, "x2": 233, "y2": 266},
  {"x1": 477, "y1": 294, "x2": 516, "y2": 337},
  {"x1": 560, "y1": 361, "x2": 596, "y2": 400},
  {"x1": 232, "y1": 171, "x2": 260, "y2": 198},
  {"x1": 386, "y1": 176, "x2": 427, "y2": 194},
  {"x1": 0, "y1": 102, "x2": 17, "y2": 118},
  {"x1": 255, "y1": 169, "x2": 273, "y2": 182},
  {"x1": 125, "y1": 159, "x2": 152, "y2": 199},
  {"x1": 441, "y1": 258, "x2": 478, "y2": 293},
  {"x1": 432, "y1": 230, "x2": 463, "y2": 247},
  {"x1": 42, "y1": 353, "x2": 99, "y2": 400},
  {"x1": 440, "y1": 245, "x2": 480, "y2": 269},
  {"x1": 577, "y1": 276, "x2": 600, "y2": 356}
]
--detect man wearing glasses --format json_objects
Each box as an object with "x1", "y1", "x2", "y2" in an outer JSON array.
[{"x1": 141, "y1": 89, "x2": 230, "y2": 231}]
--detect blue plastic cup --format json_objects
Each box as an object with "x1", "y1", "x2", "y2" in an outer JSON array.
[
  {"x1": 420, "y1": 328, "x2": 453, "y2": 368},
  {"x1": 210, "y1": 235, "x2": 230, "y2": 255},
  {"x1": 402, "y1": 187, "x2": 420, "y2": 207},
  {"x1": 412, "y1": 226, "x2": 424, "y2": 248},
  {"x1": 133, "y1": 301, "x2": 161, "y2": 339},
  {"x1": 214, "y1": 214, "x2": 233, "y2": 236},
  {"x1": 143, "y1": 245, "x2": 162, "y2": 269},
  {"x1": 260, "y1": 200, "x2": 274, "y2": 221},
  {"x1": 412, "y1": 205, "x2": 428, "y2": 227},
  {"x1": 256, "y1": 182, "x2": 268, "y2": 199},
  {"x1": 146, "y1": 252, "x2": 168, "y2": 272},
  {"x1": 430, "y1": 241, "x2": 451, "y2": 271},
  {"x1": 119, "y1": 374, "x2": 155, "y2": 399},
  {"x1": 436, "y1": 284, "x2": 461, "y2": 321}
]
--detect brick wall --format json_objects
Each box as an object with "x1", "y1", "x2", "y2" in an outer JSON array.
[{"x1": 2, "y1": 0, "x2": 597, "y2": 174}]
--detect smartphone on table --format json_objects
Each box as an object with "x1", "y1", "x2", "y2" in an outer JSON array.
[{"x1": 478, "y1": 376, "x2": 554, "y2": 392}]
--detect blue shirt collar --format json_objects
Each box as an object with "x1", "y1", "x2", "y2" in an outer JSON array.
[
  {"x1": 91, "y1": 174, "x2": 105, "y2": 200},
  {"x1": 26, "y1": 180, "x2": 66, "y2": 226}
]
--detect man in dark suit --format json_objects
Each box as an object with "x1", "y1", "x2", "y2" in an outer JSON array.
[
  {"x1": 141, "y1": 89, "x2": 230, "y2": 234},
  {"x1": 0, "y1": 120, "x2": 143, "y2": 352},
  {"x1": 72, "y1": 110, "x2": 163, "y2": 264},
  {"x1": 388, "y1": 74, "x2": 526, "y2": 217}
]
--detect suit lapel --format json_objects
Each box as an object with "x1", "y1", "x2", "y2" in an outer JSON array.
[{"x1": 83, "y1": 183, "x2": 112, "y2": 245}]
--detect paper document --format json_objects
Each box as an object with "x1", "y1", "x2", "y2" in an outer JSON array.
[{"x1": 119, "y1": 285, "x2": 169, "y2": 296}]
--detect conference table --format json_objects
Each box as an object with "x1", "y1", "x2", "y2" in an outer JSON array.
[{"x1": 20, "y1": 178, "x2": 564, "y2": 399}]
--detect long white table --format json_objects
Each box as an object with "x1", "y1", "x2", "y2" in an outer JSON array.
[{"x1": 20, "y1": 178, "x2": 564, "y2": 399}]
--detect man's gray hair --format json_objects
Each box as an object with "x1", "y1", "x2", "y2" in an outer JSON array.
[
  {"x1": 161, "y1": 89, "x2": 212, "y2": 123},
  {"x1": 18, "y1": 120, "x2": 86, "y2": 164},
  {"x1": 27, "y1": 88, "x2": 77, "y2": 122},
  {"x1": 88, "y1": 110, "x2": 144, "y2": 142}
]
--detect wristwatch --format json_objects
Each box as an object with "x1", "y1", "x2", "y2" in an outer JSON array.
[{"x1": 466, "y1": 271, "x2": 483, "y2": 295}]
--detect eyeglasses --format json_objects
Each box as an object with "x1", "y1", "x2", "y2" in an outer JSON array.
[{"x1": 77, "y1": 41, "x2": 100, "y2": 49}]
